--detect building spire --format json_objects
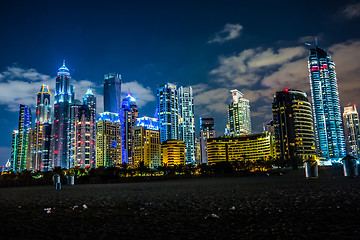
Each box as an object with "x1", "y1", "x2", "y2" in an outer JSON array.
[{"x1": 315, "y1": 38, "x2": 318, "y2": 47}]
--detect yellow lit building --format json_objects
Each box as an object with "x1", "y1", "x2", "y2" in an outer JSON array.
[
  {"x1": 161, "y1": 140, "x2": 185, "y2": 167},
  {"x1": 96, "y1": 112, "x2": 122, "y2": 167},
  {"x1": 133, "y1": 125, "x2": 161, "y2": 169},
  {"x1": 207, "y1": 133, "x2": 274, "y2": 164}
]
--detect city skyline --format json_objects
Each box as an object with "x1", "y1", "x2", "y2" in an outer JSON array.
[{"x1": 1, "y1": 0, "x2": 360, "y2": 165}]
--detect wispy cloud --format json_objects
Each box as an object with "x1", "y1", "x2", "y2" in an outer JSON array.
[
  {"x1": 342, "y1": 3, "x2": 360, "y2": 19},
  {"x1": 208, "y1": 23, "x2": 243, "y2": 44}
]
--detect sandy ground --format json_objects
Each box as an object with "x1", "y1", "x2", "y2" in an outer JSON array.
[{"x1": 0, "y1": 167, "x2": 359, "y2": 240}]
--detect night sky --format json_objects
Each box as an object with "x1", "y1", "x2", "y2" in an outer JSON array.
[{"x1": 1, "y1": 0, "x2": 360, "y2": 165}]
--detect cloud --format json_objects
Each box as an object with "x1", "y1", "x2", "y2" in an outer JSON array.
[
  {"x1": 210, "y1": 46, "x2": 306, "y2": 87},
  {"x1": 0, "y1": 65, "x2": 155, "y2": 115},
  {"x1": 208, "y1": 23, "x2": 243, "y2": 44},
  {"x1": 342, "y1": 3, "x2": 360, "y2": 19}
]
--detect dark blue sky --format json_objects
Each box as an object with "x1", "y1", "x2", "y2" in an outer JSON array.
[{"x1": 1, "y1": 0, "x2": 360, "y2": 165}]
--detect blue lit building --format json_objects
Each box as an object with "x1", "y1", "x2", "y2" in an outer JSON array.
[
  {"x1": 103, "y1": 73, "x2": 121, "y2": 114},
  {"x1": 133, "y1": 117, "x2": 161, "y2": 168},
  {"x1": 15, "y1": 104, "x2": 32, "y2": 172},
  {"x1": 53, "y1": 61, "x2": 74, "y2": 169},
  {"x1": 96, "y1": 112, "x2": 122, "y2": 167},
  {"x1": 120, "y1": 93, "x2": 139, "y2": 165},
  {"x1": 308, "y1": 42, "x2": 346, "y2": 162},
  {"x1": 157, "y1": 83, "x2": 179, "y2": 142},
  {"x1": 178, "y1": 86, "x2": 195, "y2": 164},
  {"x1": 34, "y1": 84, "x2": 52, "y2": 171}
]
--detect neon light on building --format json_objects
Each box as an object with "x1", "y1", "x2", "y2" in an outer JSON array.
[{"x1": 308, "y1": 42, "x2": 346, "y2": 162}]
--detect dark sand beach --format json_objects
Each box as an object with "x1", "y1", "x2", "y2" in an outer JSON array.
[{"x1": 1, "y1": 167, "x2": 359, "y2": 240}]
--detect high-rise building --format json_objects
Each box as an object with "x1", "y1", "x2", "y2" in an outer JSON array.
[
  {"x1": 161, "y1": 140, "x2": 185, "y2": 167},
  {"x1": 96, "y1": 112, "x2": 122, "y2": 168},
  {"x1": 157, "y1": 83, "x2": 179, "y2": 142},
  {"x1": 308, "y1": 42, "x2": 346, "y2": 161},
  {"x1": 272, "y1": 89, "x2": 316, "y2": 165},
  {"x1": 53, "y1": 61, "x2": 74, "y2": 169},
  {"x1": 228, "y1": 89, "x2": 251, "y2": 136},
  {"x1": 69, "y1": 90, "x2": 96, "y2": 169},
  {"x1": 33, "y1": 84, "x2": 52, "y2": 171},
  {"x1": 200, "y1": 117, "x2": 216, "y2": 165},
  {"x1": 133, "y1": 117, "x2": 161, "y2": 168},
  {"x1": 178, "y1": 86, "x2": 195, "y2": 165},
  {"x1": 15, "y1": 104, "x2": 32, "y2": 172},
  {"x1": 195, "y1": 138, "x2": 201, "y2": 165},
  {"x1": 10, "y1": 130, "x2": 19, "y2": 172},
  {"x1": 103, "y1": 73, "x2": 121, "y2": 114},
  {"x1": 343, "y1": 105, "x2": 360, "y2": 158},
  {"x1": 120, "y1": 93, "x2": 139, "y2": 165},
  {"x1": 207, "y1": 133, "x2": 274, "y2": 164}
]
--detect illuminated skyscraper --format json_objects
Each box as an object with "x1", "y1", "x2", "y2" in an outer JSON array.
[
  {"x1": 120, "y1": 93, "x2": 139, "y2": 165},
  {"x1": 15, "y1": 104, "x2": 32, "y2": 172},
  {"x1": 10, "y1": 130, "x2": 19, "y2": 172},
  {"x1": 33, "y1": 84, "x2": 52, "y2": 171},
  {"x1": 178, "y1": 86, "x2": 195, "y2": 165},
  {"x1": 96, "y1": 112, "x2": 122, "y2": 167},
  {"x1": 157, "y1": 83, "x2": 179, "y2": 142},
  {"x1": 272, "y1": 89, "x2": 316, "y2": 166},
  {"x1": 69, "y1": 90, "x2": 96, "y2": 169},
  {"x1": 228, "y1": 89, "x2": 251, "y2": 136},
  {"x1": 133, "y1": 117, "x2": 161, "y2": 168},
  {"x1": 200, "y1": 117, "x2": 216, "y2": 165},
  {"x1": 308, "y1": 42, "x2": 346, "y2": 161},
  {"x1": 103, "y1": 73, "x2": 121, "y2": 114},
  {"x1": 343, "y1": 105, "x2": 360, "y2": 158},
  {"x1": 53, "y1": 61, "x2": 74, "y2": 169}
]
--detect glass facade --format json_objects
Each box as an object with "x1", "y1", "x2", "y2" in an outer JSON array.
[
  {"x1": 343, "y1": 105, "x2": 360, "y2": 158},
  {"x1": 178, "y1": 86, "x2": 195, "y2": 165},
  {"x1": 308, "y1": 45, "x2": 346, "y2": 161},
  {"x1": 200, "y1": 117, "x2": 216, "y2": 165},
  {"x1": 157, "y1": 83, "x2": 179, "y2": 142},
  {"x1": 53, "y1": 61, "x2": 74, "y2": 169},
  {"x1": 272, "y1": 89, "x2": 316, "y2": 163},
  {"x1": 96, "y1": 112, "x2": 122, "y2": 168},
  {"x1": 103, "y1": 73, "x2": 121, "y2": 114},
  {"x1": 120, "y1": 94, "x2": 139, "y2": 165},
  {"x1": 228, "y1": 89, "x2": 251, "y2": 136},
  {"x1": 34, "y1": 84, "x2": 52, "y2": 171},
  {"x1": 15, "y1": 104, "x2": 32, "y2": 172}
]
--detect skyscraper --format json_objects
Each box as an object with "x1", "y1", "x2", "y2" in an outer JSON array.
[
  {"x1": 272, "y1": 89, "x2": 316, "y2": 165},
  {"x1": 178, "y1": 86, "x2": 195, "y2": 165},
  {"x1": 200, "y1": 117, "x2": 216, "y2": 165},
  {"x1": 133, "y1": 117, "x2": 161, "y2": 168},
  {"x1": 308, "y1": 42, "x2": 346, "y2": 161},
  {"x1": 10, "y1": 130, "x2": 19, "y2": 172},
  {"x1": 34, "y1": 84, "x2": 52, "y2": 171},
  {"x1": 343, "y1": 105, "x2": 360, "y2": 158},
  {"x1": 53, "y1": 61, "x2": 74, "y2": 169},
  {"x1": 96, "y1": 112, "x2": 122, "y2": 168},
  {"x1": 15, "y1": 104, "x2": 32, "y2": 172},
  {"x1": 228, "y1": 89, "x2": 251, "y2": 136},
  {"x1": 157, "y1": 83, "x2": 179, "y2": 142},
  {"x1": 69, "y1": 90, "x2": 96, "y2": 169},
  {"x1": 120, "y1": 93, "x2": 139, "y2": 165},
  {"x1": 103, "y1": 73, "x2": 121, "y2": 114}
]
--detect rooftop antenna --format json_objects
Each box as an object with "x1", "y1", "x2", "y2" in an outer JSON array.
[
  {"x1": 63, "y1": 59, "x2": 66, "y2": 66},
  {"x1": 315, "y1": 37, "x2": 318, "y2": 47}
]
